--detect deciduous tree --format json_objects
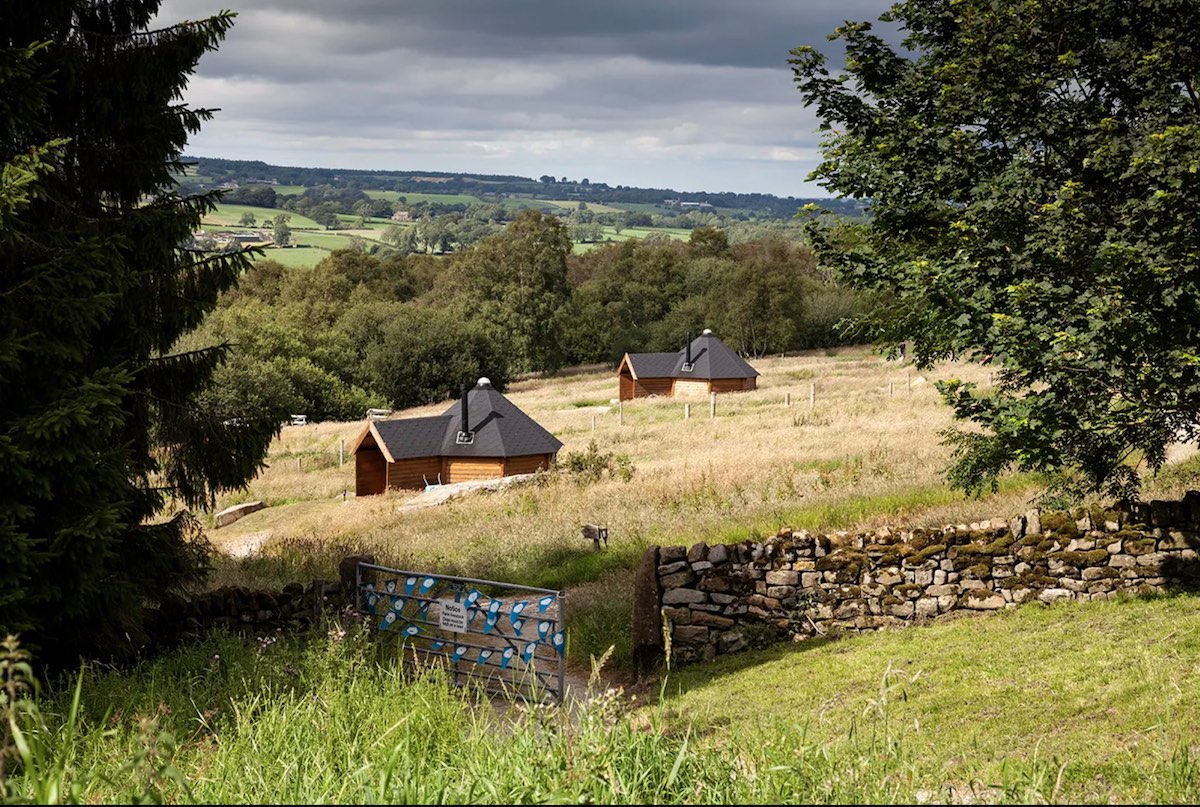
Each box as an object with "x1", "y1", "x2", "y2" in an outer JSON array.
[
  {"x1": 792, "y1": 0, "x2": 1200, "y2": 499},
  {"x1": 272, "y1": 213, "x2": 292, "y2": 246},
  {"x1": 450, "y1": 210, "x2": 572, "y2": 372}
]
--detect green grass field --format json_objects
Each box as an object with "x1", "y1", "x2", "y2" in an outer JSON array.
[
  {"x1": 334, "y1": 213, "x2": 396, "y2": 230},
  {"x1": 5, "y1": 594, "x2": 1197, "y2": 803},
  {"x1": 201, "y1": 203, "x2": 324, "y2": 231},
  {"x1": 363, "y1": 189, "x2": 484, "y2": 205},
  {"x1": 574, "y1": 225, "x2": 693, "y2": 252},
  {"x1": 253, "y1": 246, "x2": 329, "y2": 268},
  {"x1": 539, "y1": 199, "x2": 625, "y2": 213},
  {"x1": 291, "y1": 231, "x2": 384, "y2": 250}
]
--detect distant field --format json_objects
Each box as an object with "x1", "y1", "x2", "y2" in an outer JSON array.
[
  {"x1": 573, "y1": 225, "x2": 691, "y2": 252},
  {"x1": 202, "y1": 203, "x2": 324, "y2": 231},
  {"x1": 613, "y1": 225, "x2": 690, "y2": 240},
  {"x1": 364, "y1": 189, "x2": 484, "y2": 205},
  {"x1": 501, "y1": 196, "x2": 566, "y2": 212},
  {"x1": 247, "y1": 225, "x2": 394, "y2": 269},
  {"x1": 272, "y1": 184, "x2": 307, "y2": 195},
  {"x1": 334, "y1": 213, "x2": 396, "y2": 230},
  {"x1": 291, "y1": 231, "x2": 381, "y2": 250},
  {"x1": 617, "y1": 201, "x2": 676, "y2": 214},
  {"x1": 540, "y1": 199, "x2": 625, "y2": 213},
  {"x1": 254, "y1": 245, "x2": 329, "y2": 268}
]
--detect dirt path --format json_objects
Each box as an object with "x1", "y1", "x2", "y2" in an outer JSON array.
[
  {"x1": 218, "y1": 529, "x2": 274, "y2": 558},
  {"x1": 396, "y1": 473, "x2": 538, "y2": 511}
]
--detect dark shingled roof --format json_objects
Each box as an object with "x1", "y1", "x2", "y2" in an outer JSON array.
[
  {"x1": 365, "y1": 380, "x2": 563, "y2": 460},
  {"x1": 626, "y1": 331, "x2": 758, "y2": 380},
  {"x1": 371, "y1": 415, "x2": 451, "y2": 460},
  {"x1": 625, "y1": 352, "x2": 678, "y2": 378}
]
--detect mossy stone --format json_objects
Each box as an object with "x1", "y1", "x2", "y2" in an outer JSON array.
[
  {"x1": 1124, "y1": 538, "x2": 1156, "y2": 556},
  {"x1": 1040, "y1": 511, "x2": 1081, "y2": 536},
  {"x1": 906, "y1": 544, "x2": 947, "y2": 565},
  {"x1": 1048, "y1": 549, "x2": 1109, "y2": 566},
  {"x1": 958, "y1": 535, "x2": 1016, "y2": 556}
]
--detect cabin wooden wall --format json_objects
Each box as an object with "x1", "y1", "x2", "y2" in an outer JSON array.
[
  {"x1": 444, "y1": 457, "x2": 506, "y2": 483},
  {"x1": 710, "y1": 377, "x2": 756, "y2": 393},
  {"x1": 387, "y1": 456, "x2": 444, "y2": 490},
  {"x1": 621, "y1": 376, "x2": 674, "y2": 399},
  {"x1": 355, "y1": 448, "x2": 387, "y2": 496},
  {"x1": 672, "y1": 378, "x2": 710, "y2": 399},
  {"x1": 619, "y1": 373, "x2": 635, "y2": 401},
  {"x1": 504, "y1": 453, "x2": 554, "y2": 476}
]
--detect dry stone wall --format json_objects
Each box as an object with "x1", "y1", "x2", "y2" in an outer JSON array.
[
  {"x1": 148, "y1": 554, "x2": 374, "y2": 645},
  {"x1": 643, "y1": 496, "x2": 1200, "y2": 664}
]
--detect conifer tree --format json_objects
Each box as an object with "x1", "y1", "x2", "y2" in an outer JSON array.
[{"x1": 0, "y1": 1, "x2": 278, "y2": 664}]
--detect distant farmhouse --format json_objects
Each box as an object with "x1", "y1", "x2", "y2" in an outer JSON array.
[
  {"x1": 663, "y1": 199, "x2": 714, "y2": 211},
  {"x1": 190, "y1": 229, "x2": 271, "y2": 251},
  {"x1": 352, "y1": 378, "x2": 562, "y2": 495},
  {"x1": 617, "y1": 329, "x2": 758, "y2": 401}
]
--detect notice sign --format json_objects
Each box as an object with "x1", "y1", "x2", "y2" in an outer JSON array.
[{"x1": 438, "y1": 599, "x2": 468, "y2": 633}]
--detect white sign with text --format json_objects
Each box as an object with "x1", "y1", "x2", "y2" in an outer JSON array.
[{"x1": 438, "y1": 599, "x2": 468, "y2": 633}]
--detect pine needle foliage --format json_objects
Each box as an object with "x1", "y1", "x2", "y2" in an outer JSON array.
[{"x1": 0, "y1": 1, "x2": 278, "y2": 666}]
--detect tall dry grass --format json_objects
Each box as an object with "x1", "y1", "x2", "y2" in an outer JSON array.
[{"x1": 204, "y1": 348, "x2": 1079, "y2": 590}]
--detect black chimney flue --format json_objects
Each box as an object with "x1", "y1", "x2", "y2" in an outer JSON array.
[
  {"x1": 461, "y1": 383, "x2": 470, "y2": 432},
  {"x1": 685, "y1": 331, "x2": 693, "y2": 366}
]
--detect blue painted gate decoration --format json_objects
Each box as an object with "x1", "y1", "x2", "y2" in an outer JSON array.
[{"x1": 355, "y1": 562, "x2": 566, "y2": 703}]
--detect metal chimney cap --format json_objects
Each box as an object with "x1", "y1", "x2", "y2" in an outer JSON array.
[
  {"x1": 476, "y1": 377, "x2": 492, "y2": 388},
  {"x1": 702, "y1": 328, "x2": 713, "y2": 336}
]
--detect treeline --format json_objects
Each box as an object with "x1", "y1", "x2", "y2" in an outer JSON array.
[
  {"x1": 183, "y1": 211, "x2": 874, "y2": 422},
  {"x1": 182, "y1": 156, "x2": 864, "y2": 220}
]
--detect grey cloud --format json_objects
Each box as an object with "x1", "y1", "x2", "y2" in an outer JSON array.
[{"x1": 159, "y1": 0, "x2": 895, "y2": 196}]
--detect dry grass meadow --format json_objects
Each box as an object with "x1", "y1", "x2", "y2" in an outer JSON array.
[
  {"x1": 204, "y1": 344, "x2": 1200, "y2": 647},
  {"x1": 207, "y1": 348, "x2": 1032, "y2": 587}
]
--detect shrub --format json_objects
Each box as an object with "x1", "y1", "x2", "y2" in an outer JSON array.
[{"x1": 556, "y1": 440, "x2": 635, "y2": 485}]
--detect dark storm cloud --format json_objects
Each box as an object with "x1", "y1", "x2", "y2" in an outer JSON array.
[
  {"x1": 157, "y1": 0, "x2": 897, "y2": 195},
  {"x1": 179, "y1": 1, "x2": 894, "y2": 70}
]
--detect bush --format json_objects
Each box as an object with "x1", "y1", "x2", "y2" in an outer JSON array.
[{"x1": 556, "y1": 441, "x2": 635, "y2": 485}]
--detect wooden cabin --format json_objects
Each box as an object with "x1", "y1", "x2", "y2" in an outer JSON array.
[
  {"x1": 617, "y1": 329, "x2": 759, "y2": 401},
  {"x1": 352, "y1": 378, "x2": 563, "y2": 496}
]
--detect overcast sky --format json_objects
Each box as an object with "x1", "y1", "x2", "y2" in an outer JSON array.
[{"x1": 158, "y1": 1, "x2": 896, "y2": 198}]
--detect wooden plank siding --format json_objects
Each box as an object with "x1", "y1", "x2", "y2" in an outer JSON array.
[
  {"x1": 621, "y1": 376, "x2": 674, "y2": 399},
  {"x1": 355, "y1": 448, "x2": 387, "y2": 496},
  {"x1": 710, "y1": 377, "x2": 756, "y2": 393},
  {"x1": 672, "y1": 378, "x2": 710, "y2": 399},
  {"x1": 620, "y1": 375, "x2": 753, "y2": 400},
  {"x1": 619, "y1": 373, "x2": 636, "y2": 401},
  {"x1": 444, "y1": 457, "x2": 506, "y2": 483},
  {"x1": 503, "y1": 453, "x2": 554, "y2": 476},
  {"x1": 387, "y1": 456, "x2": 444, "y2": 490}
]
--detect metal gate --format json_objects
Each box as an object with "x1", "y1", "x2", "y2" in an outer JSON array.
[{"x1": 355, "y1": 562, "x2": 566, "y2": 703}]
